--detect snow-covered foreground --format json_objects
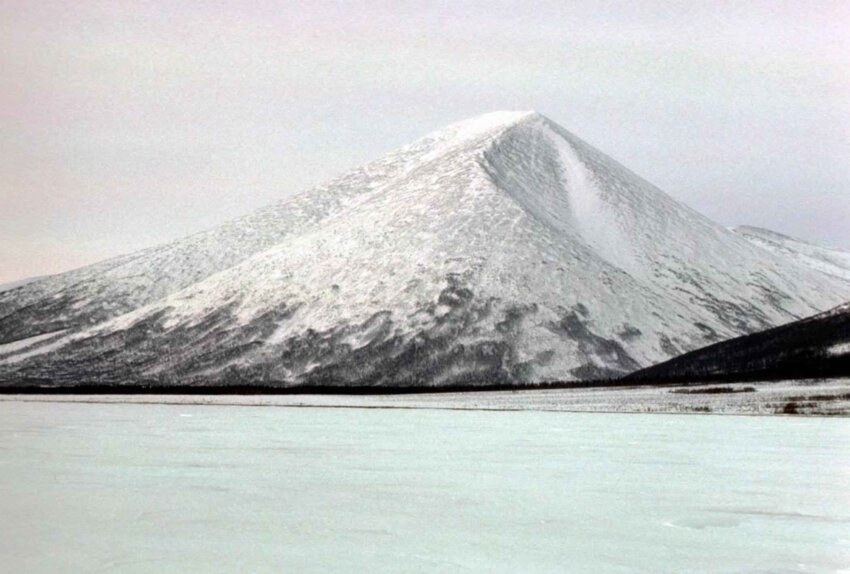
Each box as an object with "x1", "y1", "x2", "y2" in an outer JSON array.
[{"x1": 1, "y1": 401, "x2": 848, "y2": 572}]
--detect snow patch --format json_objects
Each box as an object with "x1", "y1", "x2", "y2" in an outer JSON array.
[
  {"x1": 826, "y1": 341, "x2": 850, "y2": 356},
  {"x1": 0, "y1": 331, "x2": 66, "y2": 354}
]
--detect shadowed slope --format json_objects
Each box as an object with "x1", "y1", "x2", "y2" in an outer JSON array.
[{"x1": 628, "y1": 302, "x2": 850, "y2": 382}]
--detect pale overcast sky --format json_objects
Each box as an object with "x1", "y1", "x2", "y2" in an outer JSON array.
[{"x1": 2, "y1": 1, "x2": 848, "y2": 283}]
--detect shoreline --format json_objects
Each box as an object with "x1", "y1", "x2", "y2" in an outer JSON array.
[{"x1": 3, "y1": 377, "x2": 848, "y2": 417}]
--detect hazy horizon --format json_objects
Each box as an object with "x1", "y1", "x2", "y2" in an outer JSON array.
[{"x1": 2, "y1": 1, "x2": 849, "y2": 283}]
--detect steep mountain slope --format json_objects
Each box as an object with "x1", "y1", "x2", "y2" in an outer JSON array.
[
  {"x1": 2, "y1": 111, "x2": 850, "y2": 388},
  {"x1": 0, "y1": 116, "x2": 509, "y2": 343},
  {"x1": 735, "y1": 226, "x2": 850, "y2": 281},
  {"x1": 628, "y1": 302, "x2": 850, "y2": 382}
]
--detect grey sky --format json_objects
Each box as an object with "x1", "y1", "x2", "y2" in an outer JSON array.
[{"x1": 2, "y1": 1, "x2": 848, "y2": 283}]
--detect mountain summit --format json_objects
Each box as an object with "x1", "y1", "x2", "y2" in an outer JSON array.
[{"x1": 2, "y1": 111, "x2": 849, "y2": 387}]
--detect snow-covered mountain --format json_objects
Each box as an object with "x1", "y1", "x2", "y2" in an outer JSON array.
[
  {"x1": 2, "y1": 111, "x2": 850, "y2": 388},
  {"x1": 629, "y1": 301, "x2": 850, "y2": 383},
  {"x1": 735, "y1": 226, "x2": 850, "y2": 281}
]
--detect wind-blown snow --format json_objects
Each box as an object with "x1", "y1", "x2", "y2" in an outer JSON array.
[{"x1": 2, "y1": 111, "x2": 850, "y2": 387}]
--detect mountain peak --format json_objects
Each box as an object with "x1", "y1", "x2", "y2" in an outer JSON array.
[{"x1": 437, "y1": 110, "x2": 544, "y2": 143}]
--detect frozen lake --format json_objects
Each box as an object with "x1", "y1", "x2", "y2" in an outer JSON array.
[{"x1": 1, "y1": 401, "x2": 848, "y2": 573}]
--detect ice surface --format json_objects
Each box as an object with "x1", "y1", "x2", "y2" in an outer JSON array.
[{"x1": 1, "y1": 401, "x2": 848, "y2": 573}]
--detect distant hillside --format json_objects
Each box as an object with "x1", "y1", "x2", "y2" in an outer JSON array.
[
  {"x1": 0, "y1": 276, "x2": 49, "y2": 294},
  {"x1": 628, "y1": 302, "x2": 850, "y2": 383}
]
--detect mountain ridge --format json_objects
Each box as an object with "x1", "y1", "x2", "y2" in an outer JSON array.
[{"x1": 733, "y1": 225, "x2": 850, "y2": 281}]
